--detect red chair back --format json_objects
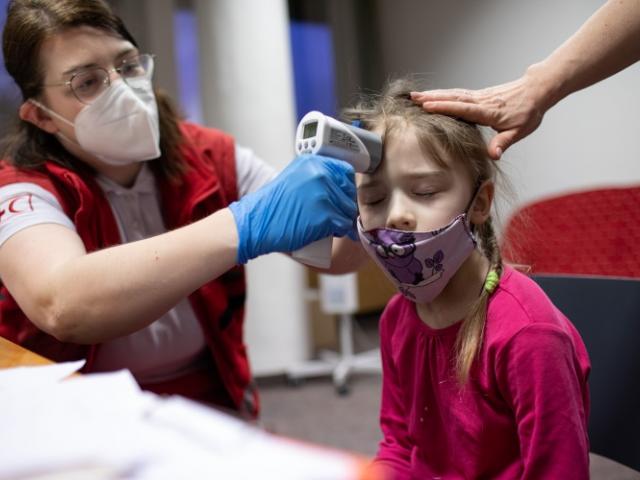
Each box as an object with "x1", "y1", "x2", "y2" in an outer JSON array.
[{"x1": 502, "y1": 186, "x2": 640, "y2": 278}]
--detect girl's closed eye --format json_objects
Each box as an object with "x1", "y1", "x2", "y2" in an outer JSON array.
[
  {"x1": 413, "y1": 189, "x2": 437, "y2": 198},
  {"x1": 410, "y1": 176, "x2": 447, "y2": 199},
  {"x1": 358, "y1": 189, "x2": 387, "y2": 206},
  {"x1": 360, "y1": 195, "x2": 387, "y2": 206}
]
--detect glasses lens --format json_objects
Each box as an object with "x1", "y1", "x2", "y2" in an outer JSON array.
[
  {"x1": 121, "y1": 54, "x2": 154, "y2": 80},
  {"x1": 71, "y1": 69, "x2": 109, "y2": 103}
]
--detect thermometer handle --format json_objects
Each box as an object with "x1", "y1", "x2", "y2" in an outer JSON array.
[{"x1": 292, "y1": 237, "x2": 333, "y2": 269}]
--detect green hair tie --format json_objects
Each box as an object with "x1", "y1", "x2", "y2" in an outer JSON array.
[{"x1": 484, "y1": 269, "x2": 500, "y2": 294}]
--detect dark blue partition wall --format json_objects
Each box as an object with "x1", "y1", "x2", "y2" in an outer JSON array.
[
  {"x1": 290, "y1": 20, "x2": 337, "y2": 121},
  {"x1": 0, "y1": 0, "x2": 21, "y2": 137},
  {"x1": 173, "y1": 6, "x2": 203, "y2": 124}
]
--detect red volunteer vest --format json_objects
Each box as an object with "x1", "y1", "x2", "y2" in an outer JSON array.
[{"x1": 0, "y1": 122, "x2": 257, "y2": 415}]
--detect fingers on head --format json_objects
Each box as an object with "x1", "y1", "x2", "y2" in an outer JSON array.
[
  {"x1": 490, "y1": 130, "x2": 520, "y2": 159},
  {"x1": 422, "y1": 101, "x2": 491, "y2": 124}
]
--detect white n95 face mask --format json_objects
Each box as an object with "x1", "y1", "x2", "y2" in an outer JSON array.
[{"x1": 31, "y1": 78, "x2": 161, "y2": 166}]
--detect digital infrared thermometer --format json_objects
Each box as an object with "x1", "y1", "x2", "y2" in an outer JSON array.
[{"x1": 293, "y1": 111, "x2": 383, "y2": 268}]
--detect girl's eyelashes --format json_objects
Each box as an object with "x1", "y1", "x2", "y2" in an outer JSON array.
[
  {"x1": 412, "y1": 190, "x2": 437, "y2": 198},
  {"x1": 358, "y1": 189, "x2": 438, "y2": 206},
  {"x1": 357, "y1": 186, "x2": 388, "y2": 206},
  {"x1": 359, "y1": 195, "x2": 387, "y2": 207}
]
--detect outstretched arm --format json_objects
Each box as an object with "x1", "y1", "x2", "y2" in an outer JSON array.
[
  {"x1": 0, "y1": 211, "x2": 239, "y2": 344},
  {"x1": 412, "y1": 0, "x2": 640, "y2": 159},
  {"x1": 0, "y1": 155, "x2": 357, "y2": 344}
]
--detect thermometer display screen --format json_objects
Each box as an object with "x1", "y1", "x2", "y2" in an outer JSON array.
[{"x1": 303, "y1": 121, "x2": 318, "y2": 139}]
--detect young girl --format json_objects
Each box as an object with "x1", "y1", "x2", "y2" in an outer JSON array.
[{"x1": 349, "y1": 80, "x2": 590, "y2": 479}]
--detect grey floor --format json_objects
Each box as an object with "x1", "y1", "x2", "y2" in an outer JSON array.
[
  {"x1": 259, "y1": 374, "x2": 382, "y2": 457},
  {"x1": 257, "y1": 318, "x2": 640, "y2": 479}
]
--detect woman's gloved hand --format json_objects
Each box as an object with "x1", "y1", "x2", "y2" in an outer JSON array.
[{"x1": 228, "y1": 154, "x2": 357, "y2": 264}]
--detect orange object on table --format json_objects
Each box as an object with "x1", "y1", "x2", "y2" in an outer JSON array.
[{"x1": 0, "y1": 335, "x2": 53, "y2": 369}]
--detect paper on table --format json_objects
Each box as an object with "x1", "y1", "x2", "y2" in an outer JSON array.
[
  {"x1": 140, "y1": 396, "x2": 368, "y2": 480},
  {"x1": 0, "y1": 369, "x2": 157, "y2": 479},
  {"x1": 0, "y1": 359, "x2": 85, "y2": 391},
  {"x1": 0, "y1": 367, "x2": 374, "y2": 480}
]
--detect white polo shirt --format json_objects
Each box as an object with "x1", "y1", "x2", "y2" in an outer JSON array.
[{"x1": 0, "y1": 145, "x2": 276, "y2": 383}]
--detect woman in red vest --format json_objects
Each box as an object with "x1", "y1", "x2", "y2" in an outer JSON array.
[{"x1": 0, "y1": 0, "x2": 361, "y2": 416}]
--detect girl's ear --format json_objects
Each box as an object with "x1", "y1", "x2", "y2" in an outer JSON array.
[
  {"x1": 469, "y1": 180, "x2": 494, "y2": 226},
  {"x1": 19, "y1": 101, "x2": 59, "y2": 134}
]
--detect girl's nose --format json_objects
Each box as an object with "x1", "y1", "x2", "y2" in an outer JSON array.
[{"x1": 386, "y1": 195, "x2": 417, "y2": 230}]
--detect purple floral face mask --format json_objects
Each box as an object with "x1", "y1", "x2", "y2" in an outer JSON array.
[{"x1": 357, "y1": 214, "x2": 477, "y2": 303}]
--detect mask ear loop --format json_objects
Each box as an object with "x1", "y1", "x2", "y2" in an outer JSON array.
[
  {"x1": 29, "y1": 99, "x2": 75, "y2": 127},
  {"x1": 28, "y1": 99, "x2": 83, "y2": 149},
  {"x1": 464, "y1": 178, "x2": 485, "y2": 234},
  {"x1": 467, "y1": 178, "x2": 500, "y2": 297}
]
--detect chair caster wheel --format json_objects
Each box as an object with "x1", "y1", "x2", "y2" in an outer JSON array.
[
  {"x1": 287, "y1": 377, "x2": 304, "y2": 387},
  {"x1": 336, "y1": 384, "x2": 350, "y2": 396}
]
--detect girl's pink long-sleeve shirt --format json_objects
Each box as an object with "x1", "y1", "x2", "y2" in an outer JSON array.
[{"x1": 375, "y1": 266, "x2": 591, "y2": 479}]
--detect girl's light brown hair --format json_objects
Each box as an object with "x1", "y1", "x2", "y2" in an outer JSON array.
[
  {"x1": 1, "y1": 0, "x2": 185, "y2": 181},
  {"x1": 344, "y1": 78, "x2": 504, "y2": 384}
]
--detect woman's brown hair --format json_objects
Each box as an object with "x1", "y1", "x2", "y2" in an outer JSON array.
[
  {"x1": 1, "y1": 0, "x2": 185, "y2": 180},
  {"x1": 344, "y1": 78, "x2": 504, "y2": 385}
]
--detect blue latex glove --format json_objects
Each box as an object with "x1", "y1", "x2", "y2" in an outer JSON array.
[{"x1": 229, "y1": 154, "x2": 357, "y2": 264}]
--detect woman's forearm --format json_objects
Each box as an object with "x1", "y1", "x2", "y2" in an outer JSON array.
[
  {"x1": 46, "y1": 208, "x2": 239, "y2": 344},
  {"x1": 2, "y1": 155, "x2": 358, "y2": 344},
  {"x1": 531, "y1": 0, "x2": 640, "y2": 110}
]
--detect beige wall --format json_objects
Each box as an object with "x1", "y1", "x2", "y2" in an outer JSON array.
[{"x1": 372, "y1": 0, "x2": 640, "y2": 227}]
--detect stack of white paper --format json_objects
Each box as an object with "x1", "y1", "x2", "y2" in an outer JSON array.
[{"x1": 0, "y1": 363, "x2": 373, "y2": 480}]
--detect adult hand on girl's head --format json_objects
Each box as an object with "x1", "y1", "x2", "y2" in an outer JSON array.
[
  {"x1": 229, "y1": 154, "x2": 357, "y2": 264},
  {"x1": 410, "y1": 74, "x2": 547, "y2": 160}
]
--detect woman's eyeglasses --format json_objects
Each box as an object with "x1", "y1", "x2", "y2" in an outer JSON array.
[{"x1": 45, "y1": 53, "x2": 155, "y2": 104}]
